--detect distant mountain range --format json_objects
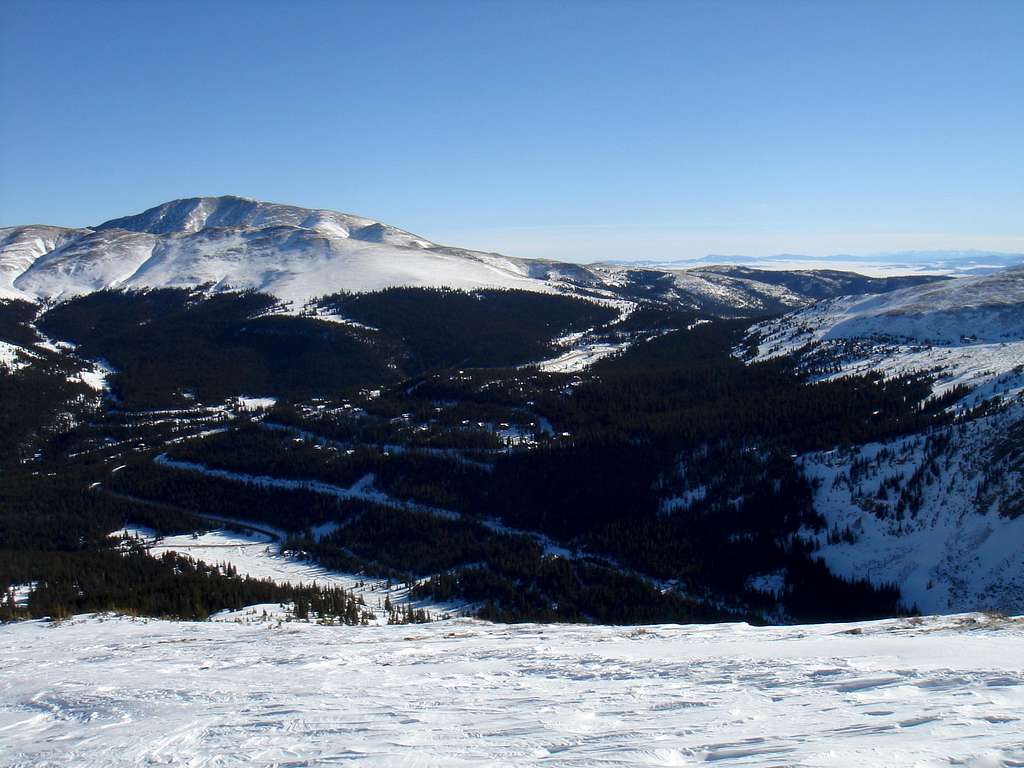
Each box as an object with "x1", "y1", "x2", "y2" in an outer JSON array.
[
  {"x1": 605, "y1": 250, "x2": 1024, "y2": 275},
  {"x1": 1, "y1": 196, "x2": 949, "y2": 316}
]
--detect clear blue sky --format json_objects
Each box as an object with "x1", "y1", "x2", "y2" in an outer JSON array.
[{"x1": 1, "y1": 0, "x2": 1022, "y2": 261}]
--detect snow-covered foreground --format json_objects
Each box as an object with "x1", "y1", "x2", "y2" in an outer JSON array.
[{"x1": 2, "y1": 613, "x2": 1022, "y2": 767}]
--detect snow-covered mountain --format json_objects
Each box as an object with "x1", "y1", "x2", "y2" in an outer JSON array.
[
  {"x1": 8, "y1": 197, "x2": 1021, "y2": 621},
  {"x1": 741, "y1": 268, "x2": 1024, "y2": 613},
  {"x1": 0, "y1": 225, "x2": 89, "y2": 299},
  {"x1": 2, "y1": 197, "x2": 554, "y2": 303},
  {"x1": 0, "y1": 196, "x2": 945, "y2": 312}
]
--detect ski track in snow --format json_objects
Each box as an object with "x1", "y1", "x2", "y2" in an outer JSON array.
[
  {"x1": 1, "y1": 613, "x2": 1022, "y2": 767},
  {"x1": 153, "y1": 453, "x2": 461, "y2": 521}
]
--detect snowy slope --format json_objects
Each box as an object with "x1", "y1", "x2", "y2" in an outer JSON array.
[
  {"x1": 118, "y1": 526, "x2": 470, "y2": 624},
  {"x1": 804, "y1": 399, "x2": 1024, "y2": 614},
  {"x1": 2, "y1": 612, "x2": 1022, "y2": 767},
  {"x1": 0, "y1": 340, "x2": 36, "y2": 372},
  {"x1": 9, "y1": 197, "x2": 553, "y2": 303},
  {"x1": 740, "y1": 268, "x2": 1024, "y2": 613},
  {"x1": 745, "y1": 267, "x2": 1024, "y2": 396},
  {"x1": 0, "y1": 225, "x2": 88, "y2": 299},
  {"x1": 13, "y1": 229, "x2": 159, "y2": 300}
]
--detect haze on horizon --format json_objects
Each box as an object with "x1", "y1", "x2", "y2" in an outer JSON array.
[{"x1": 1, "y1": 0, "x2": 1021, "y2": 263}]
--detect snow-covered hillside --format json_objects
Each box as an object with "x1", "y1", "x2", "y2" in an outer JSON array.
[
  {"x1": 0, "y1": 225, "x2": 88, "y2": 300},
  {"x1": 4, "y1": 197, "x2": 553, "y2": 303},
  {"x1": 803, "y1": 399, "x2": 1024, "y2": 614},
  {"x1": 745, "y1": 267, "x2": 1024, "y2": 397},
  {"x1": 0, "y1": 195, "x2": 947, "y2": 311},
  {"x1": 0, "y1": 341, "x2": 32, "y2": 372},
  {"x1": 741, "y1": 267, "x2": 1024, "y2": 614},
  {"x1": 2, "y1": 612, "x2": 1021, "y2": 767}
]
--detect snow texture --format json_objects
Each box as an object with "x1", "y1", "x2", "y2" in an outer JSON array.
[{"x1": 1, "y1": 612, "x2": 1022, "y2": 767}]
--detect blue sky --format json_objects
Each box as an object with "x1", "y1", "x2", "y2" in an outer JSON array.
[{"x1": 1, "y1": 0, "x2": 1022, "y2": 261}]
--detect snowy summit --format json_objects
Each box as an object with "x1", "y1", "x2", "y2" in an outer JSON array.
[{"x1": 0, "y1": 196, "x2": 558, "y2": 303}]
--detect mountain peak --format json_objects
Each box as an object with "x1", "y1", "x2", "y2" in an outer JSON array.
[
  {"x1": 4, "y1": 196, "x2": 552, "y2": 302},
  {"x1": 93, "y1": 195, "x2": 381, "y2": 238}
]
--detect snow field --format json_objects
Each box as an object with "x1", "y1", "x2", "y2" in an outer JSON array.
[
  {"x1": 536, "y1": 340, "x2": 630, "y2": 373},
  {"x1": 118, "y1": 527, "x2": 470, "y2": 625},
  {"x1": 1, "y1": 613, "x2": 1022, "y2": 767}
]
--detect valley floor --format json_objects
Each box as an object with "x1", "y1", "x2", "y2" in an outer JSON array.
[
  {"x1": 1, "y1": 613, "x2": 1022, "y2": 767},
  {"x1": 117, "y1": 526, "x2": 474, "y2": 624}
]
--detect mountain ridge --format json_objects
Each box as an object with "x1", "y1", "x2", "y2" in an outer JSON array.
[
  {"x1": 1, "y1": 196, "x2": 551, "y2": 303},
  {"x1": 605, "y1": 249, "x2": 1024, "y2": 272},
  {"x1": 1, "y1": 196, "x2": 949, "y2": 316}
]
